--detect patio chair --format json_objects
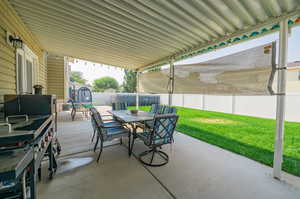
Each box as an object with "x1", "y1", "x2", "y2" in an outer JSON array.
[
  {"x1": 163, "y1": 106, "x2": 177, "y2": 114},
  {"x1": 149, "y1": 104, "x2": 160, "y2": 114},
  {"x1": 90, "y1": 108, "x2": 130, "y2": 163},
  {"x1": 69, "y1": 99, "x2": 90, "y2": 121},
  {"x1": 69, "y1": 99, "x2": 81, "y2": 121},
  {"x1": 90, "y1": 107, "x2": 122, "y2": 143},
  {"x1": 157, "y1": 105, "x2": 166, "y2": 114},
  {"x1": 112, "y1": 102, "x2": 127, "y2": 110},
  {"x1": 141, "y1": 106, "x2": 177, "y2": 130},
  {"x1": 136, "y1": 104, "x2": 160, "y2": 130},
  {"x1": 77, "y1": 87, "x2": 92, "y2": 104},
  {"x1": 90, "y1": 107, "x2": 118, "y2": 143},
  {"x1": 90, "y1": 113, "x2": 96, "y2": 140},
  {"x1": 131, "y1": 114, "x2": 179, "y2": 167}
]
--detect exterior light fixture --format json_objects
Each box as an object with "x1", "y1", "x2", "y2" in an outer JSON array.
[{"x1": 7, "y1": 34, "x2": 23, "y2": 48}]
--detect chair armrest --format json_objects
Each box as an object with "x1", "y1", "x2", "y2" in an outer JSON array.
[
  {"x1": 102, "y1": 114, "x2": 113, "y2": 117},
  {"x1": 102, "y1": 115, "x2": 114, "y2": 119},
  {"x1": 100, "y1": 121, "x2": 124, "y2": 129},
  {"x1": 101, "y1": 125, "x2": 123, "y2": 129},
  {"x1": 103, "y1": 119, "x2": 115, "y2": 122}
]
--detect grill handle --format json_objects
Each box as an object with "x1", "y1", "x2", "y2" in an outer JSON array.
[
  {"x1": 0, "y1": 123, "x2": 12, "y2": 133},
  {"x1": 6, "y1": 115, "x2": 29, "y2": 123}
]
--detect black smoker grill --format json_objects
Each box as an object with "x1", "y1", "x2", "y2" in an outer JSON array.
[{"x1": 0, "y1": 95, "x2": 60, "y2": 199}]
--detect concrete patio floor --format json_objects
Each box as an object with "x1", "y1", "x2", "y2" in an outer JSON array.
[
  {"x1": 56, "y1": 106, "x2": 113, "y2": 156},
  {"x1": 38, "y1": 109, "x2": 300, "y2": 199}
]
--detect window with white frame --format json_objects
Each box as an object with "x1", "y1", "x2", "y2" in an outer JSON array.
[{"x1": 16, "y1": 45, "x2": 38, "y2": 94}]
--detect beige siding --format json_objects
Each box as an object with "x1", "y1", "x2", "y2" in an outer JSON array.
[
  {"x1": 47, "y1": 56, "x2": 65, "y2": 99},
  {"x1": 0, "y1": 21, "x2": 16, "y2": 97},
  {"x1": 286, "y1": 69, "x2": 300, "y2": 93},
  {"x1": 39, "y1": 55, "x2": 47, "y2": 92},
  {"x1": 0, "y1": 0, "x2": 47, "y2": 101},
  {"x1": 287, "y1": 70, "x2": 299, "y2": 81}
]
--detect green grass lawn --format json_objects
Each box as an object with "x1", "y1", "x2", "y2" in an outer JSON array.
[{"x1": 130, "y1": 106, "x2": 300, "y2": 177}]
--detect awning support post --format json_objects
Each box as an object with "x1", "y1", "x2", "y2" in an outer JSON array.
[
  {"x1": 136, "y1": 71, "x2": 140, "y2": 110},
  {"x1": 168, "y1": 59, "x2": 174, "y2": 106},
  {"x1": 273, "y1": 19, "x2": 288, "y2": 180}
]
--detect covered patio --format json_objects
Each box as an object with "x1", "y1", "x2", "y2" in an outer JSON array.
[
  {"x1": 38, "y1": 108, "x2": 300, "y2": 199},
  {"x1": 1, "y1": 0, "x2": 300, "y2": 198}
]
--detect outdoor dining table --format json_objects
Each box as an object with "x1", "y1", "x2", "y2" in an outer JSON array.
[{"x1": 107, "y1": 110, "x2": 154, "y2": 155}]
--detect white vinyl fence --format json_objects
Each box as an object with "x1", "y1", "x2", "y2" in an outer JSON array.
[
  {"x1": 92, "y1": 92, "x2": 300, "y2": 122},
  {"x1": 92, "y1": 93, "x2": 160, "y2": 106},
  {"x1": 160, "y1": 94, "x2": 300, "y2": 122},
  {"x1": 92, "y1": 93, "x2": 115, "y2": 106}
]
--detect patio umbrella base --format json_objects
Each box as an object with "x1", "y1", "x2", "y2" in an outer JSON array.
[{"x1": 139, "y1": 148, "x2": 169, "y2": 167}]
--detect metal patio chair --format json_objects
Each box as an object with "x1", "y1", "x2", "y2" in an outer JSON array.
[
  {"x1": 90, "y1": 107, "x2": 118, "y2": 143},
  {"x1": 140, "y1": 105, "x2": 177, "y2": 130},
  {"x1": 69, "y1": 99, "x2": 92, "y2": 121},
  {"x1": 136, "y1": 104, "x2": 160, "y2": 130},
  {"x1": 77, "y1": 87, "x2": 92, "y2": 104},
  {"x1": 112, "y1": 102, "x2": 128, "y2": 110},
  {"x1": 163, "y1": 106, "x2": 177, "y2": 114},
  {"x1": 69, "y1": 99, "x2": 81, "y2": 121},
  {"x1": 90, "y1": 107, "x2": 123, "y2": 144},
  {"x1": 131, "y1": 114, "x2": 179, "y2": 167},
  {"x1": 90, "y1": 108, "x2": 130, "y2": 163},
  {"x1": 149, "y1": 104, "x2": 159, "y2": 114},
  {"x1": 157, "y1": 105, "x2": 166, "y2": 114},
  {"x1": 142, "y1": 104, "x2": 160, "y2": 127}
]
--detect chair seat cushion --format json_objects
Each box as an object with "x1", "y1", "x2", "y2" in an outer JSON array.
[
  {"x1": 82, "y1": 104, "x2": 93, "y2": 109},
  {"x1": 74, "y1": 104, "x2": 82, "y2": 109},
  {"x1": 106, "y1": 127, "x2": 129, "y2": 137}
]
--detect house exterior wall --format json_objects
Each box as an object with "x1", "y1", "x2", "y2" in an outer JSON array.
[
  {"x1": 47, "y1": 55, "x2": 66, "y2": 100},
  {"x1": 0, "y1": 0, "x2": 47, "y2": 101},
  {"x1": 0, "y1": 27, "x2": 15, "y2": 97},
  {"x1": 287, "y1": 70, "x2": 299, "y2": 81},
  {"x1": 286, "y1": 69, "x2": 300, "y2": 93},
  {"x1": 64, "y1": 58, "x2": 70, "y2": 100}
]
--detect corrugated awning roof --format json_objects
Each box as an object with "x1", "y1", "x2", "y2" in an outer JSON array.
[{"x1": 8, "y1": 0, "x2": 300, "y2": 70}]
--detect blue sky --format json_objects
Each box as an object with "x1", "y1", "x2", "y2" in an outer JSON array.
[{"x1": 71, "y1": 26, "x2": 300, "y2": 84}]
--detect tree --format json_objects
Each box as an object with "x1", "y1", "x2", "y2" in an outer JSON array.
[
  {"x1": 122, "y1": 69, "x2": 137, "y2": 93},
  {"x1": 70, "y1": 71, "x2": 87, "y2": 85},
  {"x1": 92, "y1": 77, "x2": 119, "y2": 92}
]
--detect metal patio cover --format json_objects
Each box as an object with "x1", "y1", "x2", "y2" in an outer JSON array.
[{"x1": 9, "y1": 0, "x2": 300, "y2": 70}]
